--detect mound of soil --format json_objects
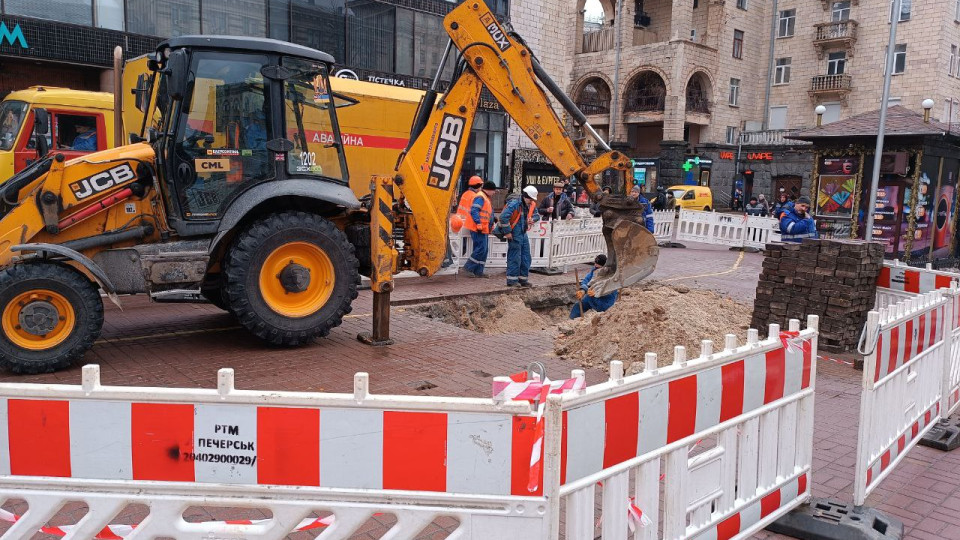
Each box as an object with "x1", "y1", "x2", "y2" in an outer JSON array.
[
  {"x1": 416, "y1": 290, "x2": 573, "y2": 334},
  {"x1": 554, "y1": 283, "x2": 753, "y2": 373}
]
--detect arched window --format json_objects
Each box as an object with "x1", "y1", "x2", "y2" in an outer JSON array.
[
  {"x1": 576, "y1": 79, "x2": 611, "y2": 115},
  {"x1": 623, "y1": 71, "x2": 666, "y2": 113}
]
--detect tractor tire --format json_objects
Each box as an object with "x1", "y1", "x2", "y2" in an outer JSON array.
[
  {"x1": 0, "y1": 262, "x2": 104, "y2": 374},
  {"x1": 200, "y1": 280, "x2": 231, "y2": 312},
  {"x1": 223, "y1": 211, "x2": 359, "y2": 346}
]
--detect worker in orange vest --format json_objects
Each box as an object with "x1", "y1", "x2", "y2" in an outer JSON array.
[{"x1": 458, "y1": 178, "x2": 497, "y2": 277}]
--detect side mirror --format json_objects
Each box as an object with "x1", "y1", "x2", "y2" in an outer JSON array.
[
  {"x1": 32, "y1": 108, "x2": 49, "y2": 158},
  {"x1": 164, "y1": 48, "x2": 189, "y2": 102}
]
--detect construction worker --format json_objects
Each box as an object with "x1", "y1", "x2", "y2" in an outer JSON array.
[
  {"x1": 460, "y1": 178, "x2": 496, "y2": 277},
  {"x1": 499, "y1": 185, "x2": 539, "y2": 287},
  {"x1": 631, "y1": 186, "x2": 655, "y2": 233},
  {"x1": 570, "y1": 254, "x2": 618, "y2": 318},
  {"x1": 779, "y1": 195, "x2": 818, "y2": 243}
]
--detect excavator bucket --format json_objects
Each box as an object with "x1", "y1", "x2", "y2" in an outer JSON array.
[{"x1": 587, "y1": 194, "x2": 659, "y2": 297}]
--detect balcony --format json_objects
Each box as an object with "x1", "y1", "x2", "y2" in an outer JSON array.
[
  {"x1": 685, "y1": 97, "x2": 711, "y2": 115},
  {"x1": 576, "y1": 100, "x2": 610, "y2": 116},
  {"x1": 813, "y1": 20, "x2": 858, "y2": 59},
  {"x1": 623, "y1": 95, "x2": 665, "y2": 114},
  {"x1": 741, "y1": 129, "x2": 811, "y2": 146},
  {"x1": 808, "y1": 74, "x2": 852, "y2": 102},
  {"x1": 581, "y1": 27, "x2": 615, "y2": 53}
]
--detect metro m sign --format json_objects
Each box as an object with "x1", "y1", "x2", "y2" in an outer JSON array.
[{"x1": 0, "y1": 22, "x2": 27, "y2": 49}]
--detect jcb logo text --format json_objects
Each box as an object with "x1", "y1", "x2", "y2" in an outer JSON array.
[
  {"x1": 428, "y1": 114, "x2": 465, "y2": 190},
  {"x1": 70, "y1": 164, "x2": 135, "y2": 200}
]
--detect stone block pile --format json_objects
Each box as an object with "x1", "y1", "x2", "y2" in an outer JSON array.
[{"x1": 752, "y1": 239, "x2": 884, "y2": 353}]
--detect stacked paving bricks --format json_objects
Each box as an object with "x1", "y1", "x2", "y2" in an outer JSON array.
[{"x1": 752, "y1": 239, "x2": 884, "y2": 353}]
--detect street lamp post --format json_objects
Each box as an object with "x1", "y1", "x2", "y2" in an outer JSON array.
[
  {"x1": 815, "y1": 105, "x2": 826, "y2": 127},
  {"x1": 922, "y1": 98, "x2": 935, "y2": 123},
  {"x1": 864, "y1": 0, "x2": 903, "y2": 242}
]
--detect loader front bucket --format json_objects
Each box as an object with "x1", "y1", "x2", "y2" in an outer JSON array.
[{"x1": 587, "y1": 194, "x2": 659, "y2": 297}]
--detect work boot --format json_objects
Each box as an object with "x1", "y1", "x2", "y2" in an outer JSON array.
[
  {"x1": 519, "y1": 280, "x2": 532, "y2": 288},
  {"x1": 506, "y1": 281, "x2": 520, "y2": 287}
]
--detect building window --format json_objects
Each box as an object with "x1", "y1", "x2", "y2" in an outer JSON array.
[
  {"x1": 729, "y1": 78, "x2": 740, "y2": 106},
  {"x1": 827, "y1": 51, "x2": 846, "y2": 75},
  {"x1": 725, "y1": 126, "x2": 738, "y2": 145},
  {"x1": 893, "y1": 44, "x2": 907, "y2": 74},
  {"x1": 777, "y1": 10, "x2": 795, "y2": 38},
  {"x1": 463, "y1": 111, "x2": 507, "y2": 188},
  {"x1": 201, "y1": 0, "x2": 267, "y2": 37},
  {"x1": 887, "y1": 98, "x2": 902, "y2": 107},
  {"x1": 737, "y1": 0, "x2": 747, "y2": 9},
  {"x1": 832, "y1": 1, "x2": 850, "y2": 21},
  {"x1": 97, "y1": 0, "x2": 125, "y2": 30},
  {"x1": 733, "y1": 30, "x2": 744, "y2": 59},
  {"x1": 347, "y1": 2, "x2": 397, "y2": 72},
  {"x1": 769, "y1": 106, "x2": 788, "y2": 130},
  {"x1": 889, "y1": 0, "x2": 911, "y2": 22},
  {"x1": 956, "y1": 0, "x2": 960, "y2": 22},
  {"x1": 774, "y1": 58, "x2": 791, "y2": 84},
  {"x1": 5, "y1": 0, "x2": 94, "y2": 26},
  {"x1": 951, "y1": 45, "x2": 957, "y2": 76},
  {"x1": 127, "y1": 0, "x2": 201, "y2": 37}
]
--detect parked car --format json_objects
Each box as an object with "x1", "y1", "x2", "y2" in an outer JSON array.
[{"x1": 668, "y1": 185, "x2": 713, "y2": 211}]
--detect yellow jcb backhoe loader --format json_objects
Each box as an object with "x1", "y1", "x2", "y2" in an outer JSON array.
[{"x1": 0, "y1": 0, "x2": 657, "y2": 373}]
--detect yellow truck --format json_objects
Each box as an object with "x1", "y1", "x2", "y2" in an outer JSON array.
[{"x1": 0, "y1": 86, "x2": 117, "y2": 181}]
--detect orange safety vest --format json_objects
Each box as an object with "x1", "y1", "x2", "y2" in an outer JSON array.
[
  {"x1": 456, "y1": 189, "x2": 493, "y2": 233},
  {"x1": 509, "y1": 199, "x2": 537, "y2": 229}
]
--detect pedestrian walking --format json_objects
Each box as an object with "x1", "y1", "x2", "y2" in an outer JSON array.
[
  {"x1": 457, "y1": 177, "x2": 496, "y2": 277},
  {"x1": 570, "y1": 254, "x2": 619, "y2": 318},
  {"x1": 779, "y1": 195, "x2": 818, "y2": 242},
  {"x1": 499, "y1": 185, "x2": 539, "y2": 287},
  {"x1": 757, "y1": 193, "x2": 770, "y2": 215},
  {"x1": 538, "y1": 181, "x2": 575, "y2": 220},
  {"x1": 744, "y1": 196, "x2": 767, "y2": 217}
]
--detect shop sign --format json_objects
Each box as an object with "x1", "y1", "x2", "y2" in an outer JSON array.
[
  {"x1": 745, "y1": 152, "x2": 773, "y2": 161},
  {"x1": 0, "y1": 22, "x2": 27, "y2": 49},
  {"x1": 719, "y1": 151, "x2": 734, "y2": 160}
]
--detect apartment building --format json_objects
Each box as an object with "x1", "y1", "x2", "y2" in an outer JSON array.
[{"x1": 565, "y1": 0, "x2": 959, "y2": 202}]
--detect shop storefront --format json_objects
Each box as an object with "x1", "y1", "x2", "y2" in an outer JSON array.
[
  {"x1": 631, "y1": 158, "x2": 658, "y2": 191},
  {"x1": 793, "y1": 106, "x2": 960, "y2": 261},
  {"x1": 699, "y1": 142, "x2": 813, "y2": 207}
]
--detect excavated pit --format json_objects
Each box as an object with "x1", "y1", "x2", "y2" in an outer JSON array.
[{"x1": 415, "y1": 282, "x2": 754, "y2": 373}]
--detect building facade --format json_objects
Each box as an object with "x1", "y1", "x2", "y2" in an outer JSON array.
[
  {"x1": 565, "y1": 0, "x2": 960, "y2": 205},
  {"x1": 0, "y1": 0, "x2": 572, "y2": 192}
]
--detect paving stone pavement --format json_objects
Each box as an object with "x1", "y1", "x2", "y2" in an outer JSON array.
[{"x1": 2, "y1": 243, "x2": 956, "y2": 539}]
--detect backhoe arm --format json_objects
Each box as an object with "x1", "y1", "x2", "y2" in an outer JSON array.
[{"x1": 361, "y1": 0, "x2": 658, "y2": 344}]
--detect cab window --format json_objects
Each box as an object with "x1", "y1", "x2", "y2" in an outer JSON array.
[
  {"x1": 282, "y1": 57, "x2": 345, "y2": 182},
  {"x1": 0, "y1": 101, "x2": 28, "y2": 151},
  {"x1": 682, "y1": 190, "x2": 695, "y2": 200},
  {"x1": 26, "y1": 112, "x2": 102, "y2": 152},
  {"x1": 174, "y1": 53, "x2": 273, "y2": 218}
]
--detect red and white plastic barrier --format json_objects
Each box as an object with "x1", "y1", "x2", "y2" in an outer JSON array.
[
  {"x1": 548, "y1": 317, "x2": 818, "y2": 540},
  {"x1": 0, "y1": 368, "x2": 550, "y2": 539},
  {"x1": 855, "y1": 289, "x2": 952, "y2": 506}
]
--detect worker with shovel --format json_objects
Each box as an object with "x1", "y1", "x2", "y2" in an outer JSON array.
[{"x1": 570, "y1": 254, "x2": 619, "y2": 318}]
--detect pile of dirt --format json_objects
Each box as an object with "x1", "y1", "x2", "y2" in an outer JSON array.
[
  {"x1": 416, "y1": 290, "x2": 572, "y2": 334},
  {"x1": 554, "y1": 283, "x2": 753, "y2": 373}
]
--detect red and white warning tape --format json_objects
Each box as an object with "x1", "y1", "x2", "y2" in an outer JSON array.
[
  {"x1": 818, "y1": 354, "x2": 854, "y2": 366},
  {"x1": 495, "y1": 370, "x2": 586, "y2": 493},
  {"x1": 0, "y1": 508, "x2": 335, "y2": 538},
  {"x1": 492, "y1": 371, "x2": 586, "y2": 401}
]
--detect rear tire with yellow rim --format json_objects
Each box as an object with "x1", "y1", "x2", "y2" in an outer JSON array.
[
  {"x1": 224, "y1": 211, "x2": 359, "y2": 346},
  {"x1": 0, "y1": 262, "x2": 104, "y2": 374}
]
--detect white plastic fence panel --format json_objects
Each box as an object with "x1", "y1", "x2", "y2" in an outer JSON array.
[
  {"x1": 744, "y1": 215, "x2": 781, "y2": 249},
  {"x1": 653, "y1": 210, "x2": 675, "y2": 243},
  {"x1": 548, "y1": 217, "x2": 605, "y2": 268},
  {"x1": 875, "y1": 287, "x2": 918, "y2": 310},
  {"x1": 854, "y1": 291, "x2": 952, "y2": 506},
  {"x1": 708, "y1": 213, "x2": 748, "y2": 248},
  {"x1": 0, "y1": 367, "x2": 549, "y2": 539},
  {"x1": 675, "y1": 209, "x2": 716, "y2": 245},
  {"x1": 555, "y1": 316, "x2": 819, "y2": 540},
  {"x1": 944, "y1": 289, "x2": 960, "y2": 417}
]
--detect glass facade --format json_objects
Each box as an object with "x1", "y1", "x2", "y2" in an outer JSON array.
[
  {"x1": 5, "y1": 0, "x2": 94, "y2": 26},
  {"x1": 126, "y1": 0, "x2": 200, "y2": 37}
]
